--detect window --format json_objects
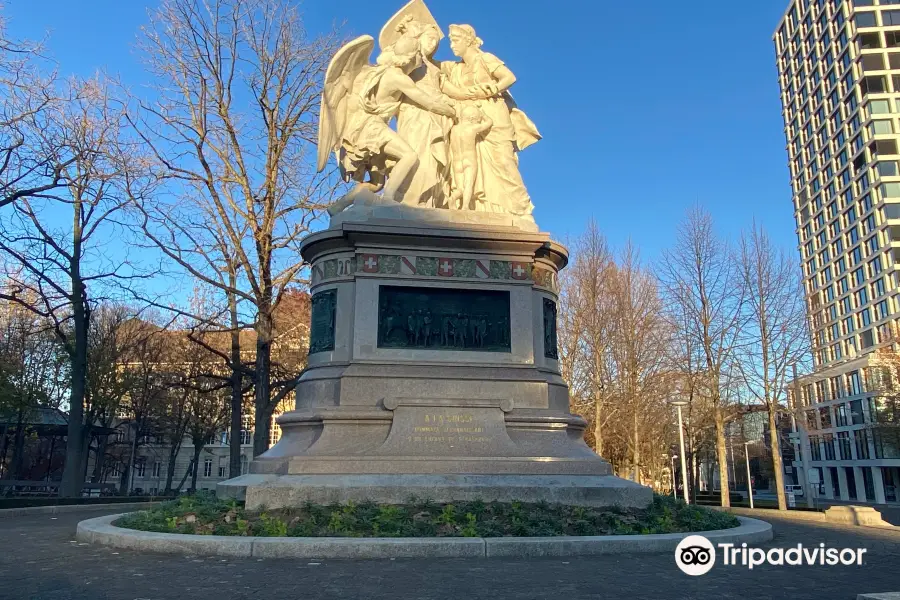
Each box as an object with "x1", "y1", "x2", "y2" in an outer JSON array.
[
  {"x1": 856, "y1": 429, "x2": 871, "y2": 459},
  {"x1": 218, "y1": 465, "x2": 227, "y2": 478},
  {"x1": 884, "y1": 10, "x2": 900, "y2": 26},
  {"x1": 153, "y1": 461, "x2": 161, "y2": 478},
  {"x1": 843, "y1": 315, "x2": 855, "y2": 334},
  {"x1": 861, "y1": 326, "x2": 875, "y2": 347},
  {"x1": 810, "y1": 435, "x2": 823, "y2": 460},
  {"x1": 861, "y1": 75, "x2": 887, "y2": 94},
  {"x1": 873, "y1": 428, "x2": 900, "y2": 458},
  {"x1": 203, "y1": 458, "x2": 213, "y2": 478},
  {"x1": 850, "y1": 399, "x2": 865, "y2": 424},
  {"x1": 876, "y1": 298, "x2": 891, "y2": 319},
  {"x1": 838, "y1": 431, "x2": 853, "y2": 459},
  {"x1": 860, "y1": 32, "x2": 882, "y2": 49},
  {"x1": 888, "y1": 30, "x2": 900, "y2": 47},
  {"x1": 873, "y1": 120, "x2": 894, "y2": 135},
  {"x1": 135, "y1": 461, "x2": 146, "y2": 478},
  {"x1": 849, "y1": 370, "x2": 863, "y2": 395},
  {"x1": 879, "y1": 162, "x2": 898, "y2": 176},
  {"x1": 824, "y1": 433, "x2": 837, "y2": 459},
  {"x1": 869, "y1": 99, "x2": 891, "y2": 114},
  {"x1": 857, "y1": 308, "x2": 872, "y2": 328},
  {"x1": 864, "y1": 213, "x2": 877, "y2": 235},
  {"x1": 836, "y1": 403, "x2": 849, "y2": 426},
  {"x1": 869, "y1": 255, "x2": 883, "y2": 276},
  {"x1": 856, "y1": 13, "x2": 877, "y2": 28}
]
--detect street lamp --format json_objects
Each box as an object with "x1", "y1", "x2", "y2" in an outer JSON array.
[
  {"x1": 668, "y1": 398, "x2": 690, "y2": 504},
  {"x1": 744, "y1": 441, "x2": 754, "y2": 509}
]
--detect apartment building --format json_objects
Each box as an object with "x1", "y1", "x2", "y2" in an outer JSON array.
[{"x1": 774, "y1": 0, "x2": 900, "y2": 505}]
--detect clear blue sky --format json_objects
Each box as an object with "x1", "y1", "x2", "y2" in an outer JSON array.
[{"x1": 6, "y1": 0, "x2": 794, "y2": 259}]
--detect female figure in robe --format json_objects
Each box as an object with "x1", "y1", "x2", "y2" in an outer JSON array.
[{"x1": 440, "y1": 24, "x2": 540, "y2": 217}]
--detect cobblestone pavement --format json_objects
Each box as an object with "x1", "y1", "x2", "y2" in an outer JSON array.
[{"x1": 0, "y1": 508, "x2": 898, "y2": 600}]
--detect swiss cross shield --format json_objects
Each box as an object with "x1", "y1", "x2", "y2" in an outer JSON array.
[
  {"x1": 361, "y1": 254, "x2": 379, "y2": 273},
  {"x1": 511, "y1": 261, "x2": 530, "y2": 280},
  {"x1": 437, "y1": 258, "x2": 454, "y2": 277}
]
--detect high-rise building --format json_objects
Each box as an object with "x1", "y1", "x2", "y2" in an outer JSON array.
[{"x1": 774, "y1": 0, "x2": 900, "y2": 505}]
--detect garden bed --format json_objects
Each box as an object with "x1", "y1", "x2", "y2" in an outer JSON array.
[{"x1": 115, "y1": 493, "x2": 740, "y2": 538}]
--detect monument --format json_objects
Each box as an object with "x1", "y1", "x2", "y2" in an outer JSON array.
[{"x1": 220, "y1": 0, "x2": 651, "y2": 509}]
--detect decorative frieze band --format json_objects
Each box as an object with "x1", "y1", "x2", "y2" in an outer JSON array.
[{"x1": 311, "y1": 253, "x2": 558, "y2": 292}]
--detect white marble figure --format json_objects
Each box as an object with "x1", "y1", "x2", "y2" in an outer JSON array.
[
  {"x1": 449, "y1": 104, "x2": 492, "y2": 211},
  {"x1": 318, "y1": 0, "x2": 540, "y2": 220}
]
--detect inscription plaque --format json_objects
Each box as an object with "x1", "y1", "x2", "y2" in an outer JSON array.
[
  {"x1": 543, "y1": 297, "x2": 558, "y2": 359},
  {"x1": 309, "y1": 290, "x2": 336, "y2": 354},
  {"x1": 378, "y1": 400, "x2": 519, "y2": 457},
  {"x1": 377, "y1": 285, "x2": 511, "y2": 352}
]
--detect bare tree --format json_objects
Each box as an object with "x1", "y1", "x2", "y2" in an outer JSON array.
[
  {"x1": 738, "y1": 223, "x2": 811, "y2": 510},
  {"x1": 128, "y1": 0, "x2": 340, "y2": 457},
  {"x1": 0, "y1": 5, "x2": 69, "y2": 209},
  {"x1": 566, "y1": 221, "x2": 616, "y2": 456},
  {"x1": 661, "y1": 207, "x2": 744, "y2": 507},
  {"x1": 185, "y1": 384, "x2": 229, "y2": 493},
  {"x1": 85, "y1": 304, "x2": 155, "y2": 486},
  {"x1": 606, "y1": 244, "x2": 671, "y2": 483},
  {"x1": 0, "y1": 293, "x2": 67, "y2": 479},
  {"x1": 0, "y1": 78, "x2": 147, "y2": 496}
]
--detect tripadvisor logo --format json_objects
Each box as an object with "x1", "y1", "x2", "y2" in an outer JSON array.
[
  {"x1": 675, "y1": 535, "x2": 716, "y2": 576},
  {"x1": 675, "y1": 536, "x2": 868, "y2": 575}
]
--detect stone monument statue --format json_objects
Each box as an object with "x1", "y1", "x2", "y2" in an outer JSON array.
[
  {"x1": 319, "y1": 0, "x2": 542, "y2": 230},
  {"x1": 220, "y1": 0, "x2": 651, "y2": 510}
]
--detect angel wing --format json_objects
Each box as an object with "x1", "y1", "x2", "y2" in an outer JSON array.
[{"x1": 316, "y1": 35, "x2": 376, "y2": 173}]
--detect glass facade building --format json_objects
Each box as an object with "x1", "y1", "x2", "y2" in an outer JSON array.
[{"x1": 775, "y1": 0, "x2": 900, "y2": 504}]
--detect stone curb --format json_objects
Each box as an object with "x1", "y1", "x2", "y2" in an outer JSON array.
[
  {"x1": 718, "y1": 507, "x2": 898, "y2": 531},
  {"x1": 76, "y1": 514, "x2": 772, "y2": 559},
  {"x1": 0, "y1": 502, "x2": 163, "y2": 519}
]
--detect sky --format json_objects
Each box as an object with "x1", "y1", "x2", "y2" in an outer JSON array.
[{"x1": 5, "y1": 0, "x2": 795, "y2": 261}]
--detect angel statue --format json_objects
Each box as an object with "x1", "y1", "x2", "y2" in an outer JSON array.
[{"x1": 317, "y1": 29, "x2": 456, "y2": 215}]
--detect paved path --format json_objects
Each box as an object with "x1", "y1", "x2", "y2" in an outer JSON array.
[{"x1": 0, "y1": 508, "x2": 898, "y2": 600}]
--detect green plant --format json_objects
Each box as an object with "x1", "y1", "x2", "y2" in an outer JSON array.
[
  {"x1": 436, "y1": 504, "x2": 456, "y2": 526},
  {"x1": 460, "y1": 513, "x2": 478, "y2": 537},
  {"x1": 116, "y1": 494, "x2": 740, "y2": 539}
]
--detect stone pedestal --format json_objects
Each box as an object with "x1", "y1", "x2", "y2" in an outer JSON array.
[{"x1": 220, "y1": 205, "x2": 651, "y2": 509}]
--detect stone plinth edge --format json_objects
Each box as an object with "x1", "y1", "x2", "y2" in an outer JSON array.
[{"x1": 76, "y1": 514, "x2": 772, "y2": 559}]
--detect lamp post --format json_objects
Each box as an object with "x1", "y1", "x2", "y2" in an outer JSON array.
[
  {"x1": 668, "y1": 399, "x2": 690, "y2": 504},
  {"x1": 744, "y1": 441, "x2": 754, "y2": 509}
]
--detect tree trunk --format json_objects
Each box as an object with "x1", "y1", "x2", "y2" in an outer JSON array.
[
  {"x1": 690, "y1": 448, "x2": 698, "y2": 502},
  {"x1": 175, "y1": 459, "x2": 192, "y2": 493},
  {"x1": 92, "y1": 436, "x2": 108, "y2": 484},
  {"x1": 229, "y1": 282, "x2": 243, "y2": 478},
  {"x1": 10, "y1": 409, "x2": 26, "y2": 479},
  {"x1": 189, "y1": 442, "x2": 203, "y2": 493},
  {"x1": 0, "y1": 424, "x2": 9, "y2": 479},
  {"x1": 253, "y1": 309, "x2": 274, "y2": 457},
  {"x1": 124, "y1": 421, "x2": 139, "y2": 496},
  {"x1": 715, "y1": 408, "x2": 730, "y2": 507},
  {"x1": 163, "y1": 446, "x2": 178, "y2": 494},
  {"x1": 229, "y1": 367, "x2": 243, "y2": 477},
  {"x1": 769, "y1": 407, "x2": 787, "y2": 510},
  {"x1": 632, "y1": 404, "x2": 640, "y2": 483},
  {"x1": 60, "y1": 274, "x2": 88, "y2": 497},
  {"x1": 593, "y1": 399, "x2": 604, "y2": 457}
]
